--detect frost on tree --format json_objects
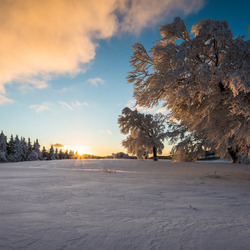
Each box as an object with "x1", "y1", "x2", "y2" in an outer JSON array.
[
  {"x1": 0, "y1": 131, "x2": 66, "y2": 163},
  {"x1": 20, "y1": 137, "x2": 29, "y2": 160},
  {"x1": 118, "y1": 107, "x2": 167, "y2": 161},
  {"x1": 27, "y1": 150, "x2": 39, "y2": 161},
  {"x1": 166, "y1": 121, "x2": 215, "y2": 162},
  {"x1": 127, "y1": 17, "x2": 250, "y2": 163},
  {"x1": 0, "y1": 131, "x2": 8, "y2": 162},
  {"x1": 7, "y1": 135, "x2": 23, "y2": 162},
  {"x1": 33, "y1": 139, "x2": 42, "y2": 160},
  {"x1": 49, "y1": 145, "x2": 56, "y2": 160}
]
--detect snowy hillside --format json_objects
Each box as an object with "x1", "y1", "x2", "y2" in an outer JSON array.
[{"x1": 1, "y1": 159, "x2": 250, "y2": 249}]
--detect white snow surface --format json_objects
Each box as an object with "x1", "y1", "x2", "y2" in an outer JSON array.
[{"x1": 1, "y1": 159, "x2": 250, "y2": 250}]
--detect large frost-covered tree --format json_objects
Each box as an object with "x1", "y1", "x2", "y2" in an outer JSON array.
[
  {"x1": 118, "y1": 107, "x2": 167, "y2": 161},
  {"x1": 127, "y1": 17, "x2": 250, "y2": 163}
]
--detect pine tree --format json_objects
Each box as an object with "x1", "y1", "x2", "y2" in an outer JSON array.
[
  {"x1": 7, "y1": 134, "x2": 14, "y2": 157},
  {"x1": 0, "y1": 131, "x2": 8, "y2": 162},
  {"x1": 27, "y1": 138, "x2": 32, "y2": 155},
  {"x1": 8, "y1": 135, "x2": 23, "y2": 162},
  {"x1": 55, "y1": 148, "x2": 59, "y2": 160},
  {"x1": 42, "y1": 146, "x2": 48, "y2": 160},
  {"x1": 65, "y1": 150, "x2": 69, "y2": 159},
  {"x1": 33, "y1": 139, "x2": 42, "y2": 160},
  {"x1": 59, "y1": 149, "x2": 64, "y2": 160},
  {"x1": 20, "y1": 137, "x2": 29, "y2": 161},
  {"x1": 49, "y1": 145, "x2": 55, "y2": 160},
  {"x1": 69, "y1": 150, "x2": 75, "y2": 159},
  {"x1": 74, "y1": 151, "x2": 79, "y2": 159}
]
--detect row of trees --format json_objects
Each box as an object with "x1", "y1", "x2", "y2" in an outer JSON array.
[
  {"x1": 0, "y1": 132, "x2": 77, "y2": 163},
  {"x1": 119, "y1": 17, "x2": 249, "y2": 163}
]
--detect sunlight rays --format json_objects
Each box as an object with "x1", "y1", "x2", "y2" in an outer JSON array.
[{"x1": 64, "y1": 145, "x2": 91, "y2": 155}]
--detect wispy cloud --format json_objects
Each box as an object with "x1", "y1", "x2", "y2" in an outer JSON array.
[
  {"x1": 99, "y1": 129, "x2": 112, "y2": 136},
  {"x1": 29, "y1": 103, "x2": 51, "y2": 113},
  {"x1": 0, "y1": 0, "x2": 204, "y2": 93},
  {"x1": 18, "y1": 79, "x2": 49, "y2": 91},
  {"x1": 59, "y1": 100, "x2": 88, "y2": 110},
  {"x1": 58, "y1": 101, "x2": 74, "y2": 111},
  {"x1": 61, "y1": 86, "x2": 74, "y2": 92},
  {"x1": 87, "y1": 77, "x2": 105, "y2": 87},
  {"x1": 0, "y1": 95, "x2": 14, "y2": 106},
  {"x1": 107, "y1": 129, "x2": 112, "y2": 135},
  {"x1": 73, "y1": 100, "x2": 89, "y2": 108}
]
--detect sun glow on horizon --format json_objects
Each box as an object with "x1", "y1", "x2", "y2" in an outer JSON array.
[{"x1": 64, "y1": 145, "x2": 91, "y2": 156}]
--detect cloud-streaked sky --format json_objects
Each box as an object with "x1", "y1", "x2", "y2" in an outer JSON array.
[
  {"x1": 1, "y1": 0, "x2": 249, "y2": 155},
  {"x1": 0, "y1": 0, "x2": 204, "y2": 93}
]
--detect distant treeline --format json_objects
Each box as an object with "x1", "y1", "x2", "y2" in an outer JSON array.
[{"x1": 0, "y1": 131, "x2": 78, "y2": 163}]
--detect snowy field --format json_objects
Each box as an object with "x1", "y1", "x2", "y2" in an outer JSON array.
[{"x1": 1, "y1": 159, "x2": 250, "y2": 250}]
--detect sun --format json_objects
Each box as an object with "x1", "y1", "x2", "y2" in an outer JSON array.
[{"x1": 64, "y1": 145, "x2": 91, "y2": 156}]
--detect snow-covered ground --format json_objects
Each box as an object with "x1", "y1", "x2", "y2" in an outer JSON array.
[{"x1": 1, "y1": 159, "x2": 250, "y2": 250}]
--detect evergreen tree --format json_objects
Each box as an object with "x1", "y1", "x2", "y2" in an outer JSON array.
[
  {"x1": 8, "y1": 135, "x2": 23, "y2": 162},
  {"x1": 69, "y1": 150, "x2": 75, "y2": 159},
  {"x1": 42, "y1": 146, "x2": 48, "y2": 160},
  {"x1": 59, "y1": 149, "x2": 64, "y2": 160},
  {"x1": 74, "y1": 151, "x2": 79, "y2": 159},
  {"x1": 55, "y1": 148, "x2": 59, "y2": 160},
  {"x1": 27, "y1": 138, "x2": 32, "y2": 155},
  {"x1": 27, "y1": 150, "x2": 39, "y2": 161},
  {"x1": 49, "y1": 145, "x2": 55, "y2": 160},
  {"x1": 20, "y1": 137, "x2": 29, "y2": 161},
  {"x1": 33, "y1": 139, "x2": 42, "y2": 160},
  {"x1": 65, "y1": 150, "x2": 69, "y2": 159},
  {"x1": 0, "y1": 131, "x2": 8, "y2": 162},
  {"x1": 7, "y1": 134, "x2": 14, "y2": 156}
]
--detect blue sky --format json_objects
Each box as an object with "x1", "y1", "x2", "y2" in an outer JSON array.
[{"x1": 0, "y1": 0, "x2": 249, "y2": 156}]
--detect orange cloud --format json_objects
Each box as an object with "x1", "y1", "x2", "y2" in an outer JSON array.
[
  {"x1": 0, "y1": 0, "x2": 204, "y2": 93},
  {"x1": 52, "y1": 143, "x2": 64, "y2": 148}
]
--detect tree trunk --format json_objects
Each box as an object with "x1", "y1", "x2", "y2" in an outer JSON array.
[
  {"x1": 228, "y1": 147, "x2": 239, "y2": 163},
  {"x1": 153, "y1": 146, "x2": 157, "y2": 161}
]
